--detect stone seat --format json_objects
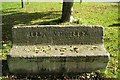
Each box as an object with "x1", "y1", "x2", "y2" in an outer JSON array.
[{"x1": 7, "y1": 25, "x2": 110, "y2": 74}]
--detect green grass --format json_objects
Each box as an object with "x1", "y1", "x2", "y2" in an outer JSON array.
[{"x1": 1, "y1": 2, "x2": 119, "y2": 79}]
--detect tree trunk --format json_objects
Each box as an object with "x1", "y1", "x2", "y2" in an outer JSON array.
[{"x1": 61, "y1": 0, "x2": 74, "y2": 22}]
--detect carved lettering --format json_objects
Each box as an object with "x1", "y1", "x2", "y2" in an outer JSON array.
[{"x1": 28, "y1": 31, "x2": 88, "y2": 38}]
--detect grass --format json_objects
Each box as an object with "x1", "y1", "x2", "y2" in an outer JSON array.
[{"x1": 1, "y1": 2, "x2": 119, "y2": 79}]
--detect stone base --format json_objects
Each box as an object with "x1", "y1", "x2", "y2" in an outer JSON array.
[{"x1": 7, "y1": 44, "x2": 109, "y2": 74}]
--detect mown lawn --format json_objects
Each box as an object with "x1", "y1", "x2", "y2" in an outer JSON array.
[{"x1": 1, "y1": 2, "x2": 119, "y2": 79}]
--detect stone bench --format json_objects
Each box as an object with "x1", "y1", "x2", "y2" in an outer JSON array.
[{"x1": 7, "y1": 25, "x2": 110, "y2": 74}]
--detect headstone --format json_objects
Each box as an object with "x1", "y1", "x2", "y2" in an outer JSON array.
[{"x1": 7, "y1": 25, "x2": 110, "y2": 74}]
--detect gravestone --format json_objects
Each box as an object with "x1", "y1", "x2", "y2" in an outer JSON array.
[{"x1": 7, "y1": 25, "x2": 110, "y2": 74}]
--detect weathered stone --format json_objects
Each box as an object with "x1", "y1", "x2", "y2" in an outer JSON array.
[
  {"x1": 12, "y1": 25, "x2": 103, "y2": 45},
  {"x1": 7, "y1": 25, "x2": 109, "y2": 74}
]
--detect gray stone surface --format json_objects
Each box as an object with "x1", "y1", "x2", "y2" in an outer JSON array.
[
  {"x1": 9, "y1": 45, "x2": 108, "y2": 57},
  {"x1": 8, "y1": 55, "x2": 109, "y2": 74},
  {"x1": 7, "y1": 25, "x2": 110, "y2": 74},
  {"x1": 12, "y1": 25, "x2": 103, "y2": 45}
]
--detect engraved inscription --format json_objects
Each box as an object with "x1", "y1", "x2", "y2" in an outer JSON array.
[
  {"x1": 29, "y1": 32, "x2": 46, "y2": 38},
  {"x1": 13, "y1": 27, "x2": 103, "y2": 45},
  {"x1": 28, "y1": 31, "x2": 88, "y2": 38}
]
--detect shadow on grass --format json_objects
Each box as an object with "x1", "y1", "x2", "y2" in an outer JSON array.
[
  {"x1": 2, "y1": 10, "x2": 62, "y2": 76},
  {"x1": 2, "y1": 60, "x2": 9, "y2": 76},
  {"x1": 39, "y1": 18, "x2": 62, "y2": 25},
  {"x1": 108, "y1": 23, "x2": 120, "y2": 27},
  {"x1": 2, "y1": 10, "x2": 61, "y2": 42}
]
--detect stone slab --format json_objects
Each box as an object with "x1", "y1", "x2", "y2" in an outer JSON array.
[
  {"x1": 7, "y1": 25, "x2": 110, "y2": 74},
  {"x1": 12, "y1": 25, "x2": 103, "y2": 45},
  {"x1": 8, "y1": 45, "x2": 108, "y2": 57},
  {"x1": 7, "y1": 56, "x2": 109, "y2": 74}
]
